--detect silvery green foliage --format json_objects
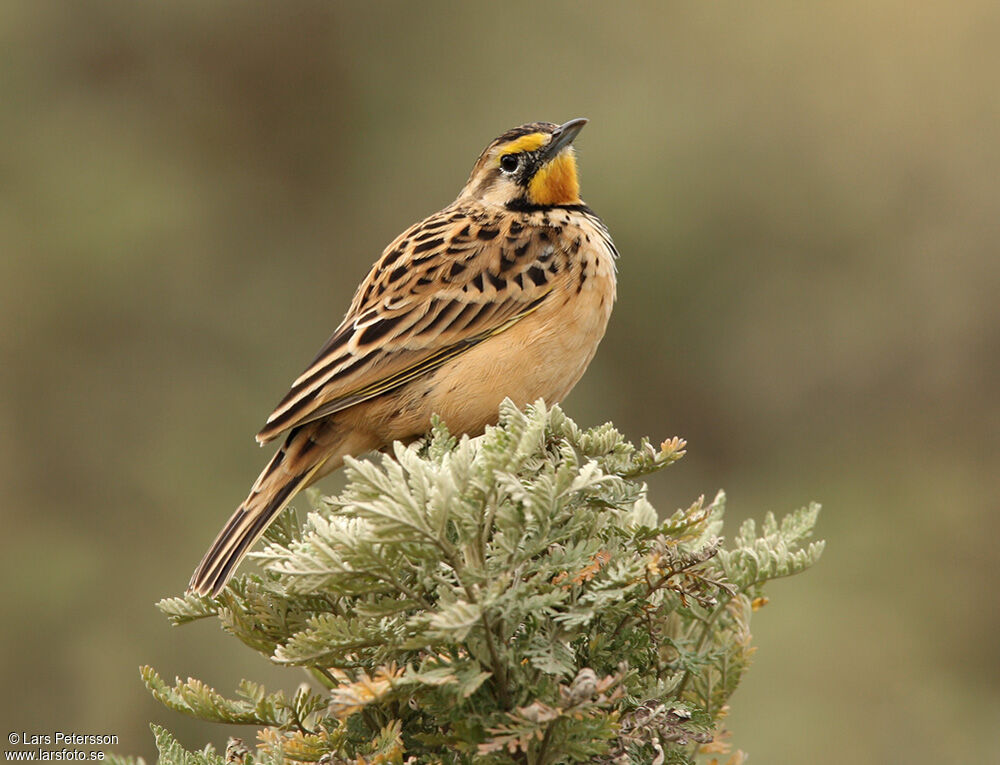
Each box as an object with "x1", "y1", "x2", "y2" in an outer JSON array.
[{"x1": 146, "y1": 401, "x2": 823, "y2": 764}]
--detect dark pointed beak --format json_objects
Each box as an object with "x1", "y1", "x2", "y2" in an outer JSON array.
[{"x1": 542, "y1": 118, "x2": 588, "y2": 160}]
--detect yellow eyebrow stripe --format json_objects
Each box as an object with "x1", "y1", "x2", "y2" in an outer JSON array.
[{"x1": 501, "y1": 133, "x2": 547, "y2": 156}]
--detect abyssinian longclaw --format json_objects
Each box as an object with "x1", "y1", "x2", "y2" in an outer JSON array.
[{"x1": 189, "y1": 118, "x2": 618, "y2": 596}]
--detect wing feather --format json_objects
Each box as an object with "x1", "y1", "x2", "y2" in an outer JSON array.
[{"x1": 256, "y1": 204, "x2": 560, "y2": 443}]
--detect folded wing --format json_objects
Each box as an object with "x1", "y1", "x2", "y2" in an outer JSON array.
[{"x1": 256, "y1": 207, "x2": 558, "y2": 443}]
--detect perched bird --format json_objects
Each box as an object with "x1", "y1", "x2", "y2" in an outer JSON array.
[{"x1": 189, "y1": 118, "x2": 618, "y2": 596}]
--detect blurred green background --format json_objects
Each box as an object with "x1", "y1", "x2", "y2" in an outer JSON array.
[{"x1": 2, "y1": 1, "x2": 998, "y2": 762}]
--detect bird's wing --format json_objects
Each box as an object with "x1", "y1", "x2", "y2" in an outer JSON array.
[{"x1": 256, "y1": 206, "x2": 563, "y2": 443}]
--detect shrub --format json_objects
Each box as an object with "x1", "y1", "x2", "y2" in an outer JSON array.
[{"x1": 134, "y1": 401, "x2": 823, "y2": 764}]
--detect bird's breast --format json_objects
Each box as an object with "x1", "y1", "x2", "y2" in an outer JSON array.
[{"x1": 419, "y1": 231, "x2": 616, "y2": 436}]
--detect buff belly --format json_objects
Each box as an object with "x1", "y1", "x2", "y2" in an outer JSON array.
[
  {"x1": 419, "y1": 271, "x2": 613, "y2": 436},
  {"x1": 328, "y1": 250, "x2": 615, "y2": 453}
]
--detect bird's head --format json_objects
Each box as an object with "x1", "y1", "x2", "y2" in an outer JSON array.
[{"x1": 460, "y1": 118, "x2": 588, "y2": 209}]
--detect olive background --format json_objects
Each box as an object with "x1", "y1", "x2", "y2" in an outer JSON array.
[{"x1": 2, "y1": 2, "x2": 998, "y2": 762}]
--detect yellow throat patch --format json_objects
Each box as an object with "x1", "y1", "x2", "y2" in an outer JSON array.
[{"x1": 528, "y1": 150, "x2": 580, "y2": 206}]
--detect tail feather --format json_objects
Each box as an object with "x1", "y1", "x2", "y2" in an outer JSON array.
[{"x1": 188, "y1": 429, "x2": 330, "y2": 596}]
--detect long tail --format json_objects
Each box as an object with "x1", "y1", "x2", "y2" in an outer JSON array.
[{"x1": 188, "y1": 427, "x2": 334, "y2": 597}]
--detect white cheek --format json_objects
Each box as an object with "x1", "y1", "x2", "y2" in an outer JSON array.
[{"x1": 478, "y1": 178, "x2": 519, "y2": 207}]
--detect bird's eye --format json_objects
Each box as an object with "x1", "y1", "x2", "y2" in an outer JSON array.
[{"x1": 500, "y1": 154, "x2": 520, "y2": 173}]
